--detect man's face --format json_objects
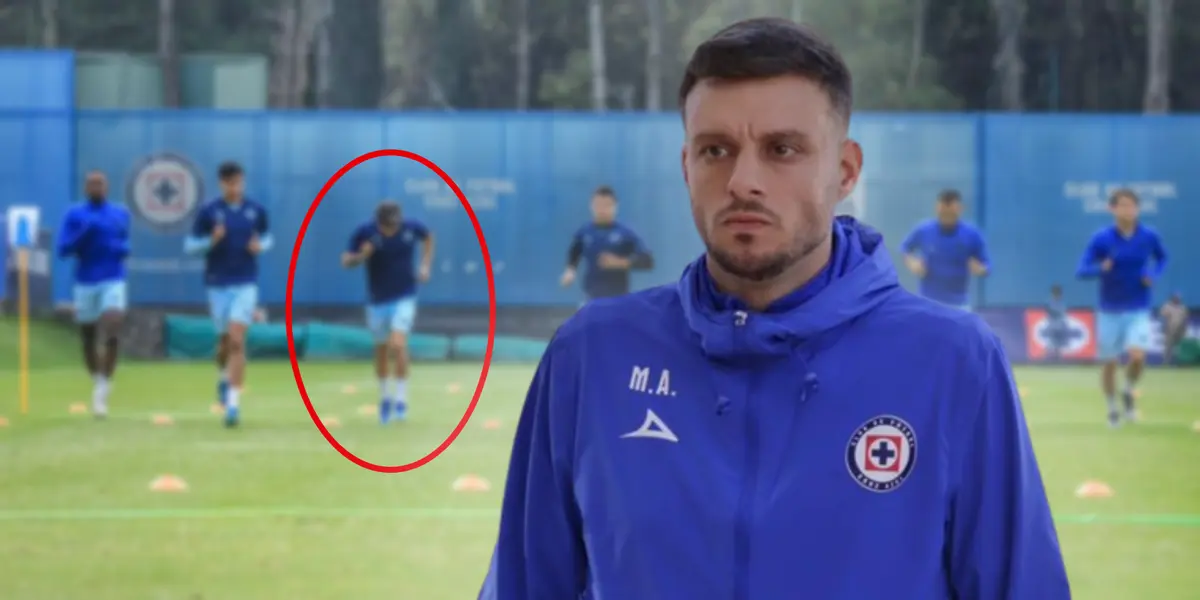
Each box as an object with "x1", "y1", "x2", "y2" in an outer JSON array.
[
  {"x1": 84, "y1": 173, "x2": 107, "y2": 201},
  {"x1": 220, "y1": 174, "x2": 245, "y2": 201},
  {"x1": 936, "y1": 199, "x2": 962, "y2": 225},
  {"x1": 1111, "y1": 195, "x2": 1139, "y2": 224},
  {"x1": 681, "y1": 75, "x2": 862, "y2": 282},
  {"x1": 591, "y1": 194, "x2": 617, "y2": 224}
]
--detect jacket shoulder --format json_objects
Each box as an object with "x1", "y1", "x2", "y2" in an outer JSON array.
[
  {"x1": 868, "y1": 290, "x2": 1005, "y2": 369},
  {"x1": 554, "y1": 284, "x2": 683, "y2": 347}
]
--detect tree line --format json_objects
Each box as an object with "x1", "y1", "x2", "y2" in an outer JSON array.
[{"x1": 0, "y1": 0, "x2": 1192, "y2": 113}]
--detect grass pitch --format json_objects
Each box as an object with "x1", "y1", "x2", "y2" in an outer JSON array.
[{"x1": 0, "y1": 318, "x2": 1198, "y2": 599}]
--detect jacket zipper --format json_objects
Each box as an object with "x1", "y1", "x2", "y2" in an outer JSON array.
[{"x1": 731, "y1": 310, "x2": 756, "y2": 600}]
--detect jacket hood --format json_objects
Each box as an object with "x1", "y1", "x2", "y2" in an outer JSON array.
[{"x1": 677, "y1": 216, "x2": 900, "y2": 360}]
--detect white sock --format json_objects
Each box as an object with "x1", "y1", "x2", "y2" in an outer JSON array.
[
  {"x1": 394, "y1": 378, "x2": 407, "y2": 403},
  {"x1": 379, "y1": 378, "x2": 389, "y2": 399},
  {"x1": 92, "y1": 376, "x2": 110, "y2": 412},
  {"x1": 227, "y1": 387, "x2": 241, "y2": 408},
  {"x1": 219, "y1": 369, "x2": 229, "y2": 383}
]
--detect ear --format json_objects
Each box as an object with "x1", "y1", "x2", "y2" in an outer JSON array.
[
  {"x1": 680, "y1": 144, "x2": 689, "y2": 187},
  {"x1": 839, "y1": 139, "x2": 863, "y2": 200}
]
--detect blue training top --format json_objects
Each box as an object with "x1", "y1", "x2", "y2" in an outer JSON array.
[
  {"x1": 479, "y1": 216, "x2": 1069, "y2": 600},
  {"x1": 567, "y1": 221, "x2": 654, "y2": 298},
  {"x1": 900, "y1": 219, "x2": 989, "y2": 306},
  {"x1": 56, "y1": 199, "x2": 131, "y2": 285},
  {"x1": 184, "y1": 198, "x2": 273, "y2": 287},
  {"x1": 347, "y1": 219, "x2": 430, "y2": 305},
  {"x1": 1075, "y1": 224, "x2": 1167, "y2": 313}
]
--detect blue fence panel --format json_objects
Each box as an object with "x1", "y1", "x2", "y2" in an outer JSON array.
[
  {"x1": 981, "y1": 114, "x2": 1199, "y2": 307},
  {"x1": 1, "y1": 48, "x2": 1192, "y2": 311},
  {"x1": 0, "y1": 51, "x2": 75, "y2": 304}
]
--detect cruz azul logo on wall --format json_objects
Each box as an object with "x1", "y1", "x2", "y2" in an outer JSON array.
[
  {"x1": 125, "y1": 153, "x2": 204, "y2": 232},
  {"x1": 1024, "y1": 308, "x2": 1096, "y2": 360}
]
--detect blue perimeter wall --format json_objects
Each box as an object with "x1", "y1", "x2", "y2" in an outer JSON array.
[{"x1": 0, "y1": 51, "x2": 1195, "y2": 310}]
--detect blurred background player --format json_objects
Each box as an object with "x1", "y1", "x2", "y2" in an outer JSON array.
[
  {"x1": 1046, "y1": 284, "x2": 1069, "y2": 361},
  {"x1": 184, "y1": 161, "x2": 273, "y2": 428},
  {"x1": 1076, "y1": 188, "x2": 1168, "y2": 427},
  {"x1": 1159, "y1": 292, "x2": 1188, "y2": 366},
  {"x1": 900, "y1": 189, "x2": 990, "y2": 310},
  {"x1": 559, "y1": 185, "x2": 655, "y2": 302},
  {"x1": 342, "y1": 199, "x2": 434, "y2": 424},
  {"x1": 55, "y1": 170, "x2": 131, "y2": 418}
]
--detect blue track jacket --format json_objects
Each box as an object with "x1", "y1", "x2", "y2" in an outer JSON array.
[{"x1": 480, "y1": 216, "x2": 1070, "y2": 600}]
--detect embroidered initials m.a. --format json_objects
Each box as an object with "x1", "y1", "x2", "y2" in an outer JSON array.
[
  {"x1": 628, "y1": 366, "x2": 676, "y2": 397},
  {"x1": 619, "y1": 409, "x2": 679, "y2": 443}
]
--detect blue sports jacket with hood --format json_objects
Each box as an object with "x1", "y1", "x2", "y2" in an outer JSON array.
[{"x1": 479, "y1": 216, "x2": 1070, "y2": 600}]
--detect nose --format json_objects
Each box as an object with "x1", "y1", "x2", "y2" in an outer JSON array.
[{"x1": 726, "y1": 152, "x2": 767, "y2": 201}]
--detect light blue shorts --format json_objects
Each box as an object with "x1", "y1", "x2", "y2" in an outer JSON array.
[
  {"x1": 73, "y1": 280, "x2": 127, "y2": 324},
  {"x1": 207, "y1": 284, "x2": 259, "y2": 334},
  {"x1": 366, "y1": 297, "x2": 418, "y2": 343},
  {"x1": 1097, "y1": 310, "x2": 1152, "y2": 361}
]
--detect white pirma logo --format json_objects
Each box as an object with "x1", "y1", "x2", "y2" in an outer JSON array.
[
  {"x1": 127, "y1": 153, "x2": 203, "y2": 229},
  {"x1": 846, "y1": 415, "x2": 917, "y2": 493}
]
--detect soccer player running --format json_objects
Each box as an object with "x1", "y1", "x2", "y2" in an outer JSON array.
[
  {"x1": 56, "y1": 171, "x2": 131, "y2": 418},
  {"x1": 184, "y1": 161, "x2": 272, "y2": 428},
  {"x1": 900, "y1": 189, "x2": 990, "y2": 309},
  {"x1": 559, "y1": 185, "x2": 655, "y2": 302},
  {"x1": 1076, "y1": 188, "x2": 1168, "y2": 427},
  {"x1": 481, "y1": 18, "x2": 1068, "y2": 600},
  {"x1": 341, "y1": 200, "x2": 434, "y2": 424}
]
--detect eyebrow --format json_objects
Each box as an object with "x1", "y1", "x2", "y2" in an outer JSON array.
[{"x1": 689, "y1": 128, "x2": 815, "y2": 145}]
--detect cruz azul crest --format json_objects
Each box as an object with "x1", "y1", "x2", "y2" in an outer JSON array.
[
  {"x1": 845, "y1": 415, "x2": 917, "y2": 493},
  {"x1": 125, "y1": 153, "x2": 204, "y2": 232}
]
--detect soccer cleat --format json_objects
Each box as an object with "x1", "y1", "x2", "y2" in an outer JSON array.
[
  {"x1": 224, "y1": 405, "x2": 239, "y2": 428},
  {"x1": 1107, "y1": 409, "x2": 1121, "y2": 429},
  {"x1": 392, "y1": 399, "x2": 408, "y2": 422},
  {"x1": 217, "y1": 380, "x2": 231, "y2": 407},
  {"x1": 378, "y1": 398, "x2": 392, "y2": 424}
]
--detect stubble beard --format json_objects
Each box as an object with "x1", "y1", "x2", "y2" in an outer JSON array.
[{"x1": 707, "y1": 229, "x2": 828, "y2": 283}]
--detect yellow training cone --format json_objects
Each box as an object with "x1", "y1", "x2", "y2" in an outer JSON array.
[
  {"x1": 68, "y1": 403, "x2": 88, "y2": 415},
  {"x1": 151, "y1": 414, "x2": 174, "y2": 426},
  {"x1": 357, "y1": 404, "x2": 377, "y2": 416},
  {"x1": 446, "y1": 382, "x2": 462, "y2": 394},
  {"x1": 342, "y1": 384, "x2": 359, "y2": 395},
  {"x1": 482, "y1": 418, "x2": 501, "y2": 430}
]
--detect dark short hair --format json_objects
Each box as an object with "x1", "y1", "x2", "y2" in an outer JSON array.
[
  {"x1": 937, "y1": 189, "x2": 962, "y2": 205},
  {"x1": 1108, "y1": 188, "x2": 1139, "y2": 207},
  {"x1": 593, "y1": 185, "x2": 617, "y2": 202},
  {"x1": 1050, "y1": 284, "x2": 1062, "y2": 294},
  {"x1": 375, "y1": 199, "x2": 402, "y2": 225},
  {"x1": 217, "y1": 161, "x2": 244, "y2": 181},
  {"x1": 679, "y1": 18, "x2": 852, "y2": 123}
]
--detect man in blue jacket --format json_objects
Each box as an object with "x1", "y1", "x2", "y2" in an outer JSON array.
[
  {"x1": 559, "y1": 185, "x2": 655, "y2": 302},
  {"x1": 184, "y1": 161, "x2": 273, "y2": 428},
  {"x1": 900, "y1": 189, "x2": 990, "y2": 310},
  {"x1": 57, "y1": 171, "x2": 131, "y2": 418},
  {"x1": 480, "y1": 17, "x2": 1070, "y2": 600},
  {"x1": 1075, "y1": 188, "x2": 1168, "y2": 426}
]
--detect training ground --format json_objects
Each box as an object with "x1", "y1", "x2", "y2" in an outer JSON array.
[{"x1": 0, "y1": 318, "x2": 1197, "y2": 599}]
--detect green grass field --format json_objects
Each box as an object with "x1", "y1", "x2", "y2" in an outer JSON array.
[{"x1": 1, "y1": 318, "x2": 1198, "y2": 599}]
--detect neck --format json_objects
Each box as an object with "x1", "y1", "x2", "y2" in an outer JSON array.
[
  {"x1": 706, "y1": 235, "x2": 832, "y2": 311},
  {"x1": 224, "y1": 196, "x2": 241, "y2": 204},
  {"x1": 1116, "y1": 221, "x2": 1136, "y2": 235}
]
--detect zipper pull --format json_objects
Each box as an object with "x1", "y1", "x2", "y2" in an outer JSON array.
[{"x1": 733, "y1": 310, "x2": 748, "y2": 326}]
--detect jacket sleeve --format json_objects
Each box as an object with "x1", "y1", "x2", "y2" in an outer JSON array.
[
  {"x1": 56, "y1": 210, "x2": 87, "y2": 258},
  {"x1": 479, "y1": 336, "x2": 586, "y2": 599},
  {"x1": 947, "y1": 336, "x2": 1071, "y2": 599},
  {"x1": 1075, "y1": 234, "x2": 1106, "y2": 278}
]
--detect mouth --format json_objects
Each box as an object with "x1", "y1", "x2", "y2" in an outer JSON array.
[{"x1": 721, "y1": 212, "x2": 771, "y2": 231}]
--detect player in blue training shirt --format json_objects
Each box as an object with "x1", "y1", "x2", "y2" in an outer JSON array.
[
  {"x1": 56, "y1": 171, "x2": 131, "y2": 418},
  {"x1": 900, "y1": 189, "x2": 990, "y2": 310},
  {"x1": 480, "y1": 18, "x2": 1068, "y2": 600},
  {"x1": 183, "y1": 161, "x2": 272, "y2": 428},
  {"x1": 342, "y1": 199, "x2": 434, "y2": 424},
  {"x1": 559, "y1": 185, "x2": 655, "y2": 302},
  {"x1": 1076, "y1": 188, "x2": 1168, "y2": 427}
]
